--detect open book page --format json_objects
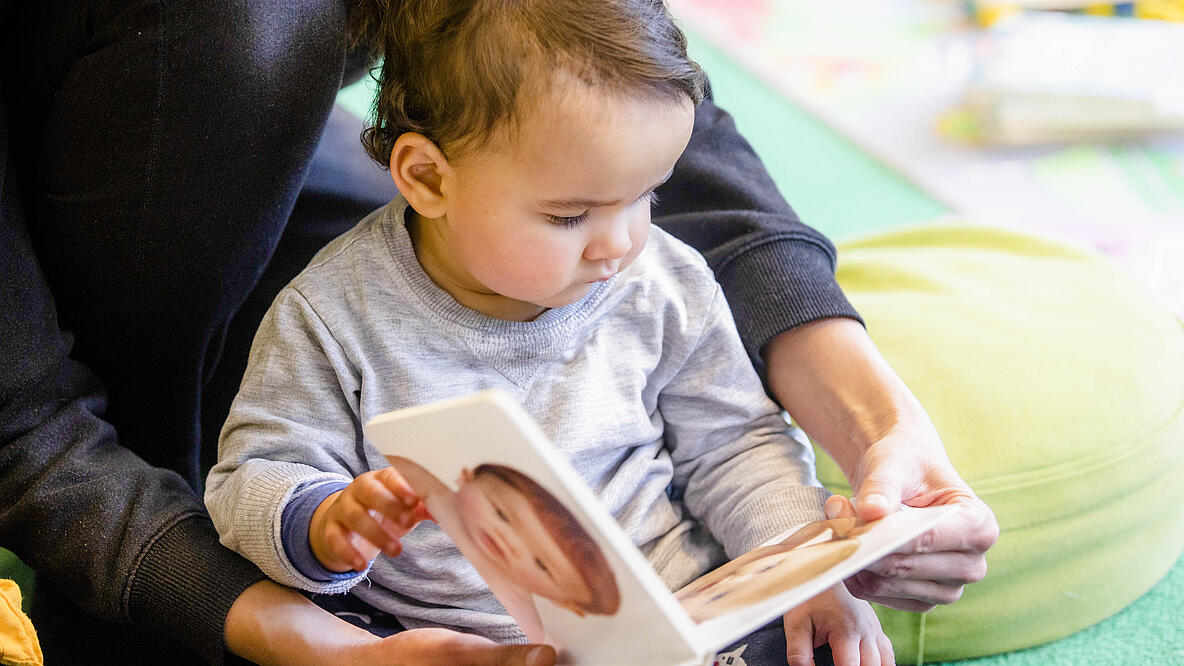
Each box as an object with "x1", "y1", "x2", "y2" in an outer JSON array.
[
  {"x1": 363, "y1": 390, "x2": 702, "y2": 665},
  {"x1": 678, "y1": 505, "x2": 958, "y2": 650}
]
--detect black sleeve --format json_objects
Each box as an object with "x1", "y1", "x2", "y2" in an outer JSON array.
[
  {"x1": 0, "y1": 120, "x2": 265, "y2": 665},
  {"x1": 652, "y1": 96, "x2": 863, "y2": 376}
]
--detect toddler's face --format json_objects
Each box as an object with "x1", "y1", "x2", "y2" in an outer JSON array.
[
  {"x1": 454, "y1": 468, "x2": 594, "y2": 613},
  {"x1": 416, "y1": 82, "x2": 695, "y2": 321}
]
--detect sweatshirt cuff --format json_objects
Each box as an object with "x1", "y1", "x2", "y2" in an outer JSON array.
[
  {"x1": 281, "y1": 481, "x2": 355, "y2": 582},
  {"x1": 720, "y1": 485, "x2": 832, "y2": 559},
  {"x1": 714, "y1": 236, "x2": 863, "y2": 377},
  {"x1": 126, "y1": 514, "x2": 266, "y2": 665},
  {"x1": 229, "y1": 464, "x2": 366, "y2": 594}
]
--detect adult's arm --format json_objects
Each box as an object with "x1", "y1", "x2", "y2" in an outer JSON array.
[
  {"x1": 765, "y1": 319, "x2": 998, "y2": 611},
  {"x1": 0, "y1": 140, "x2": 266, "y2": 662},
  {"x1": 652, "y1": 97, "x2": 997, "y2": 609},
  {"x1": 652, "y1": 96, "x2": 862, "y2": 375},
  {"x1": 224, "y1": 580, "x2": 556, "y2": 666}
]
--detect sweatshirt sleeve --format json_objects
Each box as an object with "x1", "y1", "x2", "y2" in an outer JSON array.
[
  {"x1": 652, "y1": 96, "x2": 862, "y2": 377},
  {"x1": 205, "y1": 287, "x2": 370, "y2": 594},
  {"x1": 658, "y1": 286, "x2": 830, "y2": 559},
  {"x1": 0, "y1": 164, "x2": 265, "y2": 664}
]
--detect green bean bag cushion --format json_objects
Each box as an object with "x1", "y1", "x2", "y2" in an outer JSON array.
[{"x1": 823, "y1": 225, "x2": 1184, "y2": 662}]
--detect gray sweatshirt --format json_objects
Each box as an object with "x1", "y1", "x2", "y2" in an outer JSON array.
[{"x1": 205, "y1": 197, "x2": 828, "y2": 643}]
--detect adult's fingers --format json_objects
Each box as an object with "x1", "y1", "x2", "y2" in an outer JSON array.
[
  {"x1": 824, "y1": 494, "x2": 857, "y2": 520},
  {"x1": 860, "y1": 550, "x2": 989, "y2": 588},
  {"x1": 844, "y1": 569, "x2": 964, "y2": 611},
  {"x1": 894, "y1": 499, "x2": 999, "y2": 557},
  {"x1": 842, "y1": 580, "x2": 939, "y2": 613},
  {"x1": 377, "y1": 628, "x2": 556, "y2": 665},
  {"x1": 459, "y1": 643, "x2": 554, "y2": 666},
  {"x1": 849, "y1": 445, "x2": 918, "y2": 522}
]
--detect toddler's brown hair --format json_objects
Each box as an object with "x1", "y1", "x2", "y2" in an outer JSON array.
[{"x1": 348, "y1": 0, "x2": 705, "y2": 165}]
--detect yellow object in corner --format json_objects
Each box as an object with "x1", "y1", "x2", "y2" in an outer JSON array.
[{"x1": 0, "y1": 580, "x2": 41, "y2": 666}]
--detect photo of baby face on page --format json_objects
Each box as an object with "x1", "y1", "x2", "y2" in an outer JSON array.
[
  {"x1": 675, "y1": 516, "x2": 876, "y2": 623},
  {"x1": 386, "y1": 455, "x2": 620, "y2": 640}
]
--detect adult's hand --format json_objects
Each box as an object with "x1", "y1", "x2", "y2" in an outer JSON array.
[
  {"x1": 224, "y1": 580, "x2": 556, "y2": 665},
  {"x1": 765, "y1": 318, "x2": 999, "y2": 613}
]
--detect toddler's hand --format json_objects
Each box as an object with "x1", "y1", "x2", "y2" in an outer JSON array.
[
  {"x1": 783, "y1": 583, "x2": 894, "y2": 666},
  {"x1": 309, "y1": 467, "x2": 429, "y2": 572}
]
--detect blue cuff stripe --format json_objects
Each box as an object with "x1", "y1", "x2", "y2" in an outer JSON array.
[{"x1": 281, "y1": 481, "x2": 355, "y2": 582}]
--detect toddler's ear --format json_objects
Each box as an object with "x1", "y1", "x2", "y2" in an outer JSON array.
[{"x1": 390, "y1": 133, "x2": 450, "y2": 218}]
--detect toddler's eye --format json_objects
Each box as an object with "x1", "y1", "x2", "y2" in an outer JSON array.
[
  {"x1": 535, "y1": 557, "x2": 552, "y2": 577},
  {"x1": 545, "y1": 212, "x2": 588, "y2": 227},
  {"x1": 495, "y1": 507, "x2": 509, "y2": 522}
]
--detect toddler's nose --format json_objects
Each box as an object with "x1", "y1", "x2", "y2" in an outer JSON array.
[{"x1": 585, "y1": 216, "x2": 632, "y2": 261}]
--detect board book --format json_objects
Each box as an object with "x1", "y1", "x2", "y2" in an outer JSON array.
[{"x1": 363, "y1": 389, "x2": 955, "y2": 665}]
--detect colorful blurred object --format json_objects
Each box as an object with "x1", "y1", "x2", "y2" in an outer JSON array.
[
  {"x1": 965, "y1": 1, "x2": 1184, "y2": 27},
  {"x1": 955, "y1": 13, "x2": 1184, "y2": 145}
]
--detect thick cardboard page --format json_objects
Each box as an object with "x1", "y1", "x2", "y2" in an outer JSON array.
[
  {"x1": 364, "y1": 390, "x2": 701, "y2": 665},
  {"x1": 680, "y1": 505, "x2": 958, "y2": 651}
]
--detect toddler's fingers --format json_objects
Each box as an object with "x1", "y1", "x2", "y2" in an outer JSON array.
[
  {"x1": 375, "y1": 467, "x2": 420, "y2": 506},
  {"x1": 337, "y1": 496, "x2": 403, "y2": 555},
  {"x1": 782, "y1": 616, "x2": 816, "y2": 666},
  {"x1": 857, "y1": 635, "x2": 883, "y2": 666},
  {"x1": 415, "y1": 500, "x2": 434, "y2": 522},
  {"x1": 322, "y1": 521, "x2": 369, "y2": 572},
  {"x1": 827, "y1": 632, "x2": 864, "y2": 666},
  {"x1": 352, "y1": 472, "x2": 415, "y2": 526},
  {"x1": 369, "y1": 510, "x2": 410, "y2": 555},
  {"x1": 876, "y1": 633, "x2": 896, "y2": 666},
  {"x1": 347, "y1": 530, "x2": 383, "y2": 565}
]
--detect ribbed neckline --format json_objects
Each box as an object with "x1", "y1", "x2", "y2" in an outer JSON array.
[{"x1": 376, "y1": 197, "x2": 614, "y2": 344}]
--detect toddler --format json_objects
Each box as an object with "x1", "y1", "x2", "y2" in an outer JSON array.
[{"x1": 206, "y1": 0, "x2": 891, "y2": 662}]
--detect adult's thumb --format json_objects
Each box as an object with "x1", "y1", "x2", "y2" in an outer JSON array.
[
  {"x1": 488, "y1": 644, "x2": 556, "y2": 666},
  {"x1": 854, "y1": 475, "x2": 902, "y2": 522}
]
